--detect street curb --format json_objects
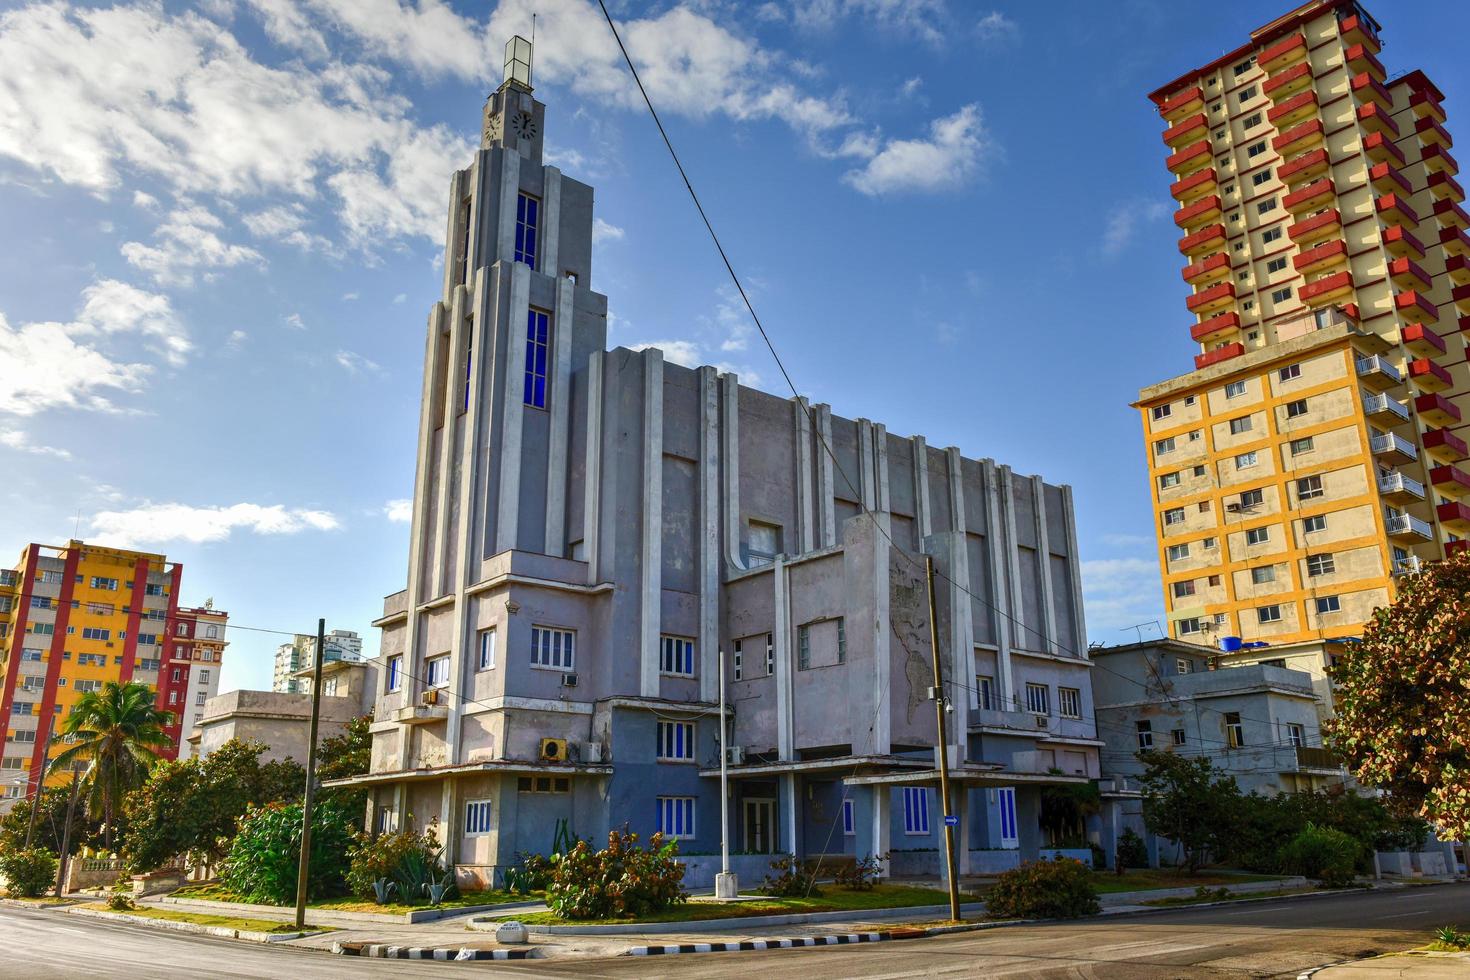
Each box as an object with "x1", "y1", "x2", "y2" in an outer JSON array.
[
  {"x1": 490, "y1": 902, "x2": 988, "y2": 935},
  {"x1": 0, "y1": 898, "x2": 76, "y2": 911},
  {"x1": 627, "y1": 929, "x2": 927, "y2": 956},
  {"x1": 333, "y1": 941, "x2": 534, "y2": 961},
  {"x1": 62, "y1": 905, "x2": 326, "y2": 942}
]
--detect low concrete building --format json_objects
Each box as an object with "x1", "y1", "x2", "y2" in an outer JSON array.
[
  {"x1": 1092, "y1": 639, "x2": 1344, "y2": 796},
  {"x1": 189, "y1": 659, "x2": 373, "y2": 763}
]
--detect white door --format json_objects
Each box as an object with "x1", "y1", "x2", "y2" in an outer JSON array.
[
  {"x1": 997, "y1": 787, "x2": 1018, "y2": 849},
  {"x1": 744, "y1": 798, "x2": 776, "y2": 853}
]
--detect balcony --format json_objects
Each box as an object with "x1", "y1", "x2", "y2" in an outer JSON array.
[
  {"x1": 1182, "y1": 252, "x2": 1231, "y2": 286},
  {"x1": 1376, "y1": 194, "x2": 1419, "y2": 229},
  {"x1": 1339, "y1": 13, "x2": 1380, "y2": 50},
  {"x1": 1363, "y1": 131, "x2": 1406, "y2": 167},
  {"x1": 1278, "y1": 147, "x2": 1329, "y2": 186},
  {"x1": 1377, "y1": 470, "x2": 1426, "y2": 503},
  {"x1": 1435, "y1": 199, "x2": 1470, "y2": 231},
  {"x1": 1283, "y1": 177, "x2": 1335, "y2": 214},
  {"x1": 1422, "y1": 144, "x2": 1458, "y2": 175},
  {"x1": 1294, "y1": 239, "x2": 1348, "y2": 275},
  {"x1": 1371, "y1": 430, "x2": 1418, "y2": 464},
  {"x1": 1409, "y1": 357, "x2": 1453, "y2": 391},
  {"x1": 1260, "y1": 32, "x2": 1307, "y2": 73},
  {"x1": 1264, "y1": 61, "x2": 1313, "y2": 101},
  {"x1": 1179, "y1": 223, "x2": 1227, "y2": 257},
  {"x1": 392, "y1": 702, "x2": 450, "y2": 725},
  {"x1": 1384, "y1": 225, "x2": 1427, "y2": 260},
  {"x1": 1191, "y1": 310, "x2": 1241, "y2": 343},
  {"x1": 1187, "y1": 281, "x2": 1236, "y2": 315},
  {"x1": 1352, "y1": 76, "x2": 1393, "y2": 116},
  {"x1": 1410, "y1": 89, "x2": 1447, "y2": 124},
  {"x1": 1432, "y1": 464, "x2": 1470, "y2": 498},
  {"x1": 1447, "y1": 255, "x2": 1470, "y2": 286},
  {"x1": 1441, "y1": 226, "x2": 1470, "y2": 257},
  {"x1": 1299, "y1": 270, "x2": 1354, "y2": 307},
  {"x1": 1437, "y1": 500, "x2": 1470, "y2": 532},
  {"x1": 1369, "y1": 162, "x2": 1411, "y2": 196},
  {"x1": 1357, "y1": 103, "x2": 1399, "y2": 139},
  {"x1": 1345, "y1": 43, "x2": 1385, "y2": 80},
  {"x1": 1290, "y1": 208, "x2": 1341, "y2": 245},
  {"x1": 1396, "y1": 291, "x2": 1439, "y2": 324},
  {"x1": 1195, "y1": 343, "x2": 1244, "y2": 370},
  {"x1": 1175, "y1": 194, "x2": 1222, "y2": 229},
  {"x1": 1356, "y1": 354, "x2": 1403, "y2": 390},
  {"x1": 1167, "y1": 139, "x2": 1213, "y2": 177},
  {"x1": 1269, "y1": 90, "x2": 1319, "y2": 129},
  {"x1": 1163, "y1": 112, "x2": 1209, "y2": 149},
  {"x1": 1362, "y1": 391, "x2": 1409, "y2": 423},
  {"x1": 1160, "y1": 86, "x2": 1205, "y2": 121},
  {"x1": 1172, "y1": 167, "x2": 1218, "y2": 203},
  {"x1": 1416, "y1": 392, "x2": 1462, "y2": 426},
  {"x1": 1424, "y1": 428, "x2": 1469, "y2": 463},
  {"x1": 1393, "y1": 554, "x2": 1423, "y2": 576},
  {"x1": 1428, "y1": 172, "x2": 1465, "y2": 204},
  {"x1": 1273, "y1": 119, "x2": 1325, "y2": 157},
  {"x1": 1390, "y1": 258, "x2": 1433, "y2": 292},
  {"x1": 1294, "y1": 745, "x2": 1340, "y2": 773},
  {"x1": 1455, "y1": 284, "x2": 1470, "y2": 316},
  {"x1": 1416, "y1": 117, "x2": 1452, "y2": 149},
  {"x1": 1385, "y1": 512, "x2": 1434, "y2": 542},
  {"x1": 1402, "y1": 322, "x2": 1446, "y2": 358}
]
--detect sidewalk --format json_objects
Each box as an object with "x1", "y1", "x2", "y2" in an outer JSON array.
[{"x1": 1312, "y1": 951, "x2": 1470, "y2": 978}]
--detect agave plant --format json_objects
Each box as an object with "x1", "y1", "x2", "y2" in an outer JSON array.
[
  {"x1": 371, "y1": 878, "x2": 397, "y2": 904},
  {"x1": 422, "y1": 871, "x2": 454, "y2": 907}
]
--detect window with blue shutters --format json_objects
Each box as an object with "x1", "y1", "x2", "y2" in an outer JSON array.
[
  {"x1": 464, "y1": 799, "x2": 493, "y2": 835},
  {"x1": 842, "y1": 799, "x2": 855, "y2": 836},
  {"x1": 657, "y1": 796, "x2": 695, "y2": 839},
  {"x1": 514, "y1": 193, "x2": 539, "y2": 269},
  {"x1": 656, "y1": 720, "x2": 695, "y2": 761},
  {"x1": 902, "y1": 786, "x2": 929, "y2": 835},
  {"x1": 524, "y1": 308, "x2": 549, "y2": 408},
  {"x1": 530, "y1": 625, "x2": 574, "y2": 670},
  {"x1": 659, "y1": 635, "x2": 695, "y2": 676}
]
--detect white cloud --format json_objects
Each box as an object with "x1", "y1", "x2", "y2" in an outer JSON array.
[
  {"x1": 1101, "y1": 199, "x2": 1169, "y2": 256},
  {"x1": 899, "y1": 76, "x2": 923, "y2": 99},
  {"x1": 383, "y1": 498, "x2": 412, "y2": 523},
  {"x1": 592, "y1": 217, "x2": 624, "y2": 244},
  {"x1": 791, "y1": 0, "x2": 949, "y2": 46},
  {"x1": 284, "y1": 312, "x2": 306, "y2": 330},
  {"x1": 976, "y1": 11, "x2": 1020, "y2": 44},
  {"x1": 842, "y1": 104, "x2": 989, "y2": 196},
  {"x1": 629, "y1": 340, "x2": 702, "y2": 368},
  {"x1": 71, "y1": 279, "x2": 192, "y2": 366},
  {"x1": 131, "y1": 189, "x2": 159, "y2": 209},
  {"x1": 335, "y1": 349, "x2": 382, "y2": 375},
  {"x1": 242, "y1": 202, "x2": 334, "y2": 253},
  {"x1": 121, "y1": 204, "x2": 264, "y2": 286},
  {"x1": 89, "y1": 501, "x2": 341, "y2": 548},
  {"x1": 225, "y1": 329, "x2": 248, "y2": 351},
  {"x1": 1080, "y1": 557, "x2": 1165, "y2": 642},
  {"x1": 0, "y1": 428, "x2": 72, "y2": 459},
  {"x1": 341, "y1": 292, "x2": 359, "y2": 301},
  {"x1": 392, "y1": 293, "x2": 406, "y2": 304}
]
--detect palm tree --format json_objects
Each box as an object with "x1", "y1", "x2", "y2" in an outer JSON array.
[{"x1": 50, "y1": 681, "x2": 174, "y2": 851}]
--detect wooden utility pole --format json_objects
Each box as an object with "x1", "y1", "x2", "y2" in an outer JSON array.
[
  {"x1": 926, "y1": 556, "x2": 962, "y2": 922},
  {"x1": 293, "y1": 618, "x2": 327, "y2": 930},
  {"x1": 54, "y1": 769, "x2": 80, "y2": 897}
]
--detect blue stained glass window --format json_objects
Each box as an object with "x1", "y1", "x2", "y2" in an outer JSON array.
[
  {"x1": 514, "y1": 193, "x2": 539, "y2": 269},
  {"x1": 524, "y1": 308, "x2": 549, "y2": 407}
]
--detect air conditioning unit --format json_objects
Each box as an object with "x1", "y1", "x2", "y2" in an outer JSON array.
[
  {"x1": 421, "y1": 689, "x2": 440, "y2": 706},
  {"x1": 726, "y1": 745, "x2": 746, "y2": 765},
  {"x1": 539, "y1": 737, "x2": 568, "y2": 762},
  {"x1": 560, "y1": 673, "x2": 578, "y2": 688},
  {"x1": 572, "y1": 741, "x2": 603, "y2": 764},
  {"x1": 1226, "y1": 503, "x2": 1242, "y2": 513},
  {"x1": 1034, "y1": 715, "x2": 1049, "y2": 729}
]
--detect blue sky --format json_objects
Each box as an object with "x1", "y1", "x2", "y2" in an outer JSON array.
[{"x1": 2, "y1": 0, "x2": 1466, "y2": 693}]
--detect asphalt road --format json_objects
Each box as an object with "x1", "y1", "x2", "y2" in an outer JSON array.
[{"x1": 2, "y1": 884, "x2": 1464, "y2": 979}]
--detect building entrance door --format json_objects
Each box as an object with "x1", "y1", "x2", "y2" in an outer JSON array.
[
  {"x1": 997, "y1": 787, "x2": 1018, "y2": 848},
  {"x1": 744, "y1": 798, "x2": 776, "y2": 853}
]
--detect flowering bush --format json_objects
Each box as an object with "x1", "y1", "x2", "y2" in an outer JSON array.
[
  {"x1": 985, "y1": 857, "x2": 1099, "y2": 920},
  {"x1": 545, "y1": 830, "x2": 687, "y2": 920}
]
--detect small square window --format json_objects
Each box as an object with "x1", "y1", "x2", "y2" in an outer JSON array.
[
  {"x1": 1174, "y1": 580, "x2": 1197, "y2": 598},
  {"x1": 1257, "y1": 604, "x2": 1282, "y2": 624},
  {"x1": 1167, "y1": 543, "x2": 1190, "y2": 561},
  {"x1": 1164, "y1": 507, "x2": 1186, "y2": 526},
  {"x1": 1252, "y1": 169, "x2": 1273, "y2": 186},
  {"x1": 1257, "y1": 199, "x2": 1276, "y2": 215},
  {"x1": 1172, "y1": 728, "x2": 1187, "y2": 746},
  {"x1": 1243, "y1": 112, "x2": 1262, "y2": 129},
  {"x1": 1279, "y1": 363, "x2": 1301, "y2": 381},
  {"x1": 1229, "y1": 416, "x2": 1253, "y2": 434},
  {"x1": 1315, "y1": 595, "x2": 1341, "y2": 614},
  {"x1": 1247, "y1": 140, "x2": 1267, "y2": 157},
  {"x1": 1160, "y1": 472, "x2": 1181, "y2": 489},
  {"x1": 1266, "y1": 257, "x2": 1288, "y2": 274},
  {"x1": 1136, "y1": 720, "x2": 1154, "y2": 750},
  {"x1": 1151, "y1": 404, "x2": 1172, "y2": 422},
  {"x1": 1286, "y1": 398, "x2": 1309, "y2": 418},
  {"x1": 1193, "y1": 465, "x2": 1207, "y2": 477},
  {"x1": 1297, "y1": 475, "x2": 1324, "y2": 500},
  {"x1": 465, "y1": 799, "x2": 493, "y2": 835},
  {"x1": 1235, "y1": 450, "x2": 1258, "y2": 468},
  {"x1": 1252, "y1": 565, "x2": 1275, "y2": 584},
  {"x1": 1262, "y1": 227, "x2": 1283, "y2": 244},
  {"x1": 1303, "y1": 515, "x2": 1326, "y2": 533},
  {"x1": 1177, "y1": 617, "x2": 1202, "y2": 636},
  {"x1": 1246, "y1": 526, "x2": 1270, "y2": 545},
  {"x1": 1290, "y1": 436, "x2": 1314, "y2": 455},
  {"x1": 1225, "y1": 380, "x2": 1247, "y2": 398},
  {"x1": 1306, "y1": 553, "x2": 1336, "y2": 577},
  {"x1": 1271, "y1": 286, "x2": 1293, "y2": 303}
]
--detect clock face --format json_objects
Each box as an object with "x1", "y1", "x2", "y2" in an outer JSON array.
[{"x1": 509, "y1": 111, "x2": 537, "y2": 140}]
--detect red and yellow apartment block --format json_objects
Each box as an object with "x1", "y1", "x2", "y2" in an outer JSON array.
[
  {"x1": 0, "y1": 540, "x2": 227, "y2": 810},
  {"x1": 1135, "y1": 1, "x2": 1469, "y2": 682}
]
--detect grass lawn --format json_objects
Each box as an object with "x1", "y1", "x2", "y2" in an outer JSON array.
[
  {"x1": 171, "y1": 881, "x2": 533, "y2": 915},
  {"x1": 81, "y1": 902, "x2": 325, "y2": 934},
  {"x1": 515, "y1": 884, "x2": 976, "y2": 925},
  {"x1": 1140, "y1": 885, "x2": 1320, "y2": 907},
  {"x1": 1090, "y1": 870, "x2": 1286, "y2": 895}
]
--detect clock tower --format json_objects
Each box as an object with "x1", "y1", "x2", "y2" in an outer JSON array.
[{"x1": 481, "y1": 35, "x2": 544, "y2": 169}]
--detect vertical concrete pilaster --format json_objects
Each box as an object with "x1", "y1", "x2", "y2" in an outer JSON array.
[
  {"x1": 795, "y1": 397, "x2": 814, "y2": 554},
  {"x1": 541, "y1": 165, "x2": 562, "y2": 277},
  {"x1": 870, "y1": 520, "x2": 892, "y2": 756},
  {"x1": 817, "y1": 404, "x2": 836, "y2": 548},
  {"x1": 858, "y1": 420, "x2": 877, "y2": 511},
  {"x1": 913, "y1": 436, "x2": 932, "y2": 543},
  {"x1": 773, "y1": 557, "x2": 793, "y2": 759},
  {"x1": 400, "y1": 302, "x2": 446, "y2": 699},
  {"x1": 874, "y1": 423, "x2": 891, "y2": 535},
  {"x1": 782, "y1": 772, "x2": 799, "y2": 861},
  {"x1": 999, "y1": 467, "x2": 1025, "y2": 657},
  {"x1": 1032, "y1": 475, "x2": 1059, "y2": 657},
  {"x1": 432, "y1": 283, "x2": 470, "y2": 600},
  {"x1": 721, "y1": 374, "x2": 743, "y2": 569},
  {"x1": 872, "y1": 787, "x2": 890, "y2": 877},
  {"x1": 945, "y1": 448, "x2": 977, "y2": 717},
  {"x1": 1062, "y1": 485, "x2": 1089, "y2": 659},
  {"x1": 983, "y1": 460, "x2": 1015, "y2": 706},
  {"x1": 640, "y1": 349, "x2": 664, "y2": 698},
  {"x1": 496, "y1": 151, "x2": 521, "y2": 262},
  {"x1": 544, "y1": 276, "x2": 574, "y2": 555},
  {"x1": 496, "y1": 263, "x2": 531, "y2": 554},
  {"x1": 699, "y1": 367, "x2": 721, "y2": 703},
  {"x1": 582, "y1": 351, "x2": 604, "y2": 584}
]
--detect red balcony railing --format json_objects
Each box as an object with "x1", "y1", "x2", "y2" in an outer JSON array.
[
  {"x1": 1384, "y1": 225, "x2": 1427, "y2": 259},
  {"x1": 1454, "y1": 284, "x2": 1470, "y2": 314},
  {"x1": 1417, "y1": 117, "x2": 1452, "y2": 149},
  {"x1": 1377, "y1": 193, "x2": 1420, "y2": 228},
  {"x1": 1416, "y1": 392, "x2": 1462, "y2": 426},
  {"x1": 1260, "y1": 32, "x2": 1307, "y2": 73},
  {"x1": 1364, "y1": 131, "x2": 1406, "y2": 167},
  {"x1": 1411, "y1": 90, "x2": 1447, "y2": 124},
  {"x1": 1167, "y1": 140, "x2": 1213, "y2": 176},
  {"x1": 1421, "y1": 144, "x2": 1458, "y2": 175},
  {"x1": 1159, "y1": 86, "x2": 1205, "y2": 121},
  {"x1": 1273, "y1": 119, "x2": 1325, "y2": 156},
  {"x1": 1441, "y1": 226, "x2": 1470, "y2": 257},
  {"x1": 1351, "y1": 72, "x2": 1392, "y2": 110},
  {"x1": 1344, "y1": 43, "x2": 1385, "y2": 80},
  {"x1": 1163, "y1": 112, "x2": 1209, "y2": 148},
  {"x1": 1447, "y1": 254, "x2": 1470, "y2": 286},
  {"x1": 1175, "y1": 195, "x2": 1222, "y2": 229},
  {"x1": 1357, "y1": 103, "x2": 1399, "y2": 138},
  {"x1": 1186, "y1": 281, "x2": 1236, "y2": 314},
  {"x1": 1436, "y1": 501, "x2": 1470, "y2": 530},
  {"x1": 1339, "y1": 13, "x2": 1380, "y2": 51},
  {"x1": 1195, "y1": 343, "x2": 1244, "y2": 370},
  {"x1": 1181, "y1": 252, "x2": 1231, "y2": 285},
  {"x1": 1397, "y1": 292, "x2": 1440, "y2": 324},
  {"x1": 1268, "y1": 90, "x2": 1319, "y2": 128},
  {"x1": 1294, "y1": 239, "x2": 1348, "y2": 274},
  {"x1": 1171, "y1": 167, "x2": 1218, "y2": 202},
  {"x1": 1409, "y1": 357, "x2": 1453, "y2": 390},
  {"x1": 1424, "y1": 428, "x2": 1469, "y2": 462},
  {"x1": 1369, "y1": 162, "x2": 1411, "y2": 196},
  {"x1": 1432, "y1": 466, "x2": 1470, "y2": 493},
  {"x1": 1191, "y1": 311, "x2": 1241, "y2": 343},
  {"x1": 1263, "y1": 61, "x2": 1313, "y2": 101},
  {"x1": 1429, "y1": 172, "x2": 1465, "y2": 203},
  {"x1": 1278, "y1": 147, "x2": 1329, "y2": 186},
  {"x1": 1435, "y1": 199, "x2": 1469, "y2": 230},
  {"x1": 1390, "y1": 257, "x2": 1433, "y2": 291},
  {"x1": 1299, "y1": 270, "x2": 1354, "y2": 306},
  {"x1": 1289, "y1": 208, "x2": 1341, "y2": 244},
  {"x1": 1283, "y1": 177, "x2": 1334, "y2": 214},
  {"x1": 1178, "y1": 223, "x2": 1227, "y2": 257},
  {"x1": 1448, "y1": 540, "x2": 1470, "y2": 558},
  {"x1": 1402, "y1": 322, "x2": 1446, "y2": 357}
]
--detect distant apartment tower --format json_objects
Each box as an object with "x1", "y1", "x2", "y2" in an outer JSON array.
[
  {"x1": 272, "y1": 629, "x2": 362, "y2": 693},
  {"x1": 1136, "y1": 2, "x2": 1468, "y2": 677},
  {"x1": 0, "y1": 540, "x2": 225, "y2": 811}
]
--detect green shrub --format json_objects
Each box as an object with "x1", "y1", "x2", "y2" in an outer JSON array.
[
  {"x1": 107, "y1": 885, "x2": 136, "y2": 911},
  {"x1": 504, "y1": 852, "x2": 553, "y2": 895},
  {"x1": 221, "y1": 802, "x2": 353, "y2": 905},
  {"x1": 759, "y1": 853, "x2": 823, "y2": 898},
  {"x1": 545, "y1": 830, "x2": 687, "y2": 920},
  {"x1": 1116, "y1": 829, "x2": 1149, "y2": 869},
  {"x1": 1277, "y1": 823, "x2": 1361, "y2": 888},
  {"x1": 986, "y1": 857, "x2": 1100, "y2": 920},
  {"x1": 833, "y1": 853, "x2": 886, "y2": 891},
  {"x1": 0, "y1": 848, "x2": 57, "y2": 898},
  {"x1": 345, "y1": 830, "x2": 454, "y2": 903}
]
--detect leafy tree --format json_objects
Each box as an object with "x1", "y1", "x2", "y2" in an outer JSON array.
[
  {"x1": 50, "y1": 681, "x2": 174, "y2": 850},
  {"x1": 222, "y1": 801, "x2": 354, "y2": 905},
  {"x1": 0, "y1": 785, "x2": 94, "y2": 857},
  {"x1": 1137, "y1": 750, "x2": 1241, "y2": 873},
  {"x1": 120, "y1": 739, "x2": 305, "y2": 873},
  {"x1": 1326, "y1": 552, "x2": 1470, "y2": 840},
  {"x1": 316, "y1": 714, "x2": 371, "y2": 825}
]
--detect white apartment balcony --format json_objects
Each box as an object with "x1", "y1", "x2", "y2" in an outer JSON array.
[
  {"x1": 1385, "y1": 512, "x2": 1433, "y2": 542},
  {"x1": 1392, "y1": 555, "x2": 1423, "y2": 576},
  {"x1": 1371, "y1": 431, "x2": 1418, "y2": 465},
  {"x1": 1356, "y1": 355, "x2": 1402, "y2": 390},
  {"x1": 1362, "y1": 392, "x2": 1410, "y2": 424},
  {"x1": 1378, "y1": 470, "x2": 1426, "y2": 503}
]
